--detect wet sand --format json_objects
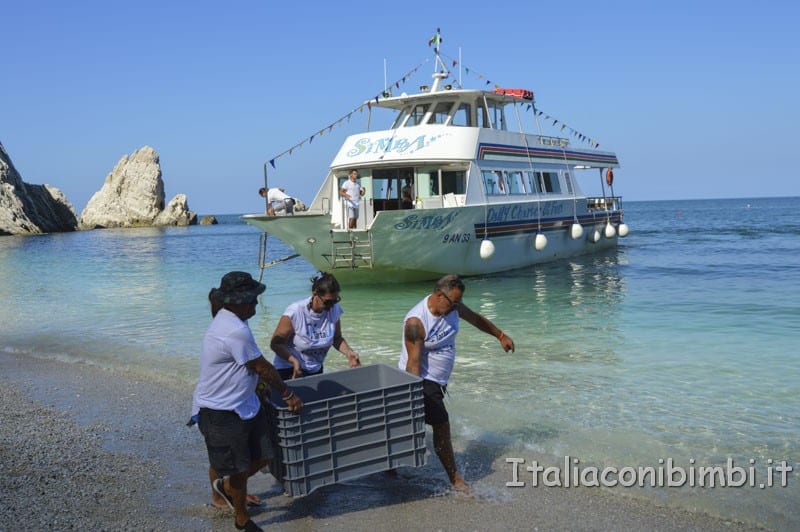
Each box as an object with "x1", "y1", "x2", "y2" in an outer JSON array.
[{"x1": 0, "y1": 351, "x2": 766, "y2": 531}]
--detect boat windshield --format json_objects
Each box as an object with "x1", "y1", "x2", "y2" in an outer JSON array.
[{"x1": 389, "y1": 95, "x2": 509, "y2": 130}]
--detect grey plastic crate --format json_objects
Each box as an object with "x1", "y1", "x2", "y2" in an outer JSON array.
[{"x1": 267, "y1": 363, "x2": 427, "y2": 496}]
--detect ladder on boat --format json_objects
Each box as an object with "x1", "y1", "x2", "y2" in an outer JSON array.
[{"x1": 331, "y1": 229, "x2": 374, "y2": 269}]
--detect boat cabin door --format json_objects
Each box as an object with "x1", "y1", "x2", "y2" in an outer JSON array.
[{"x1": 335, "y1": 173, "x2": 373, "y2": 230}]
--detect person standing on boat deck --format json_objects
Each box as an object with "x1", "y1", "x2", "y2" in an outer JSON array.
[
  {"x1": 270, "y1": 272, "x2": 361, "y2": 379},
  {"x1": 259, "y1": 186, "x2": 295, "y2": 216},
  {"x1": 192, "y1": 271, "x2": 303, "y2": 532},
  {"x1": 401, "y1": 178, "x2": 414, "y2": 209},
  {"x1": 339, "y1": 169, "x2": 365, "y2": 229},
  {"x1": 399, "y1": 274, "x2": 515, "y2": 493}
]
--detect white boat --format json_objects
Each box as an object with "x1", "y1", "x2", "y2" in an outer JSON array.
[{"x1": 244, "y1": 38, "x2": 628, "y2": 283}]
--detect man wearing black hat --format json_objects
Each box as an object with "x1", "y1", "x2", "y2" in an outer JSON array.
[{"x1": 193, "y1": 271, "x2": 302, "y2": 532}]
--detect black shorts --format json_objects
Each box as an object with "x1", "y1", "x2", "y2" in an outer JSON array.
[
  {"x1": 198, "y1": 406, "x2": 273, "y2": 477},
  {"x1": 422, "y1": 379, "x2": 449, "y2": 426}
]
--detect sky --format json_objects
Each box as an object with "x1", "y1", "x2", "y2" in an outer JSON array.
[{"x1": 3, "y1": 0, "x2": 798, "y2": 215}]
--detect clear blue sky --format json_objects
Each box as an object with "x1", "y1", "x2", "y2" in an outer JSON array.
[{"x1": 3, "y1": 0, "x2": 798, "y2": 214}]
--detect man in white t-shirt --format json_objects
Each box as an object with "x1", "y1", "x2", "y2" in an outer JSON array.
[
  {"x1": 258, "y1": 187, "x2": 295, "y2": 216},
  {"x1": 192, "y1": 271, "x2": 303, "y2": 532},
  {"x1": 339, "y1": 169, "x2": 365, "y2": 229},
  {"x1": 399, "y1": 274, "x2": 515, "y2": 493}
]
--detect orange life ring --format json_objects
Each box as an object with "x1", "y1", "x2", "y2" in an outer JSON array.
[{"x1": 605, "y1": 168, "x2": 614, "y2": 186}]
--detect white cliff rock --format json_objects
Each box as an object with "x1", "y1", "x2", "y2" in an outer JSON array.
[
  {"x1": 79, "y1": 146, "x2": 196, "y2": 229},
  {"x1": 1, "y1": 142, "x2": 78, "y2": 235},
  {"x1": 153, "y1": 194, "x2": 197, "y2": 226}
]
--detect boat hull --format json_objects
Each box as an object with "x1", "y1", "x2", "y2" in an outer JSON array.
[{"x1": 243, "y1": 199, "x2": 621, "y2": 283}]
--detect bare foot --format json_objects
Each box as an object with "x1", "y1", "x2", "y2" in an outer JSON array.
[{"x1": 451, "y1": 473, "x2": 473, "y2": 497}]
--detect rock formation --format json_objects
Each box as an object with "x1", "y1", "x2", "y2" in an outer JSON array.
[
  {"x1": 79, "y1": 146, "x2": 196, "y2": 229},
  {"x1": 199, "y1": 215, "x2": 218, "y2": 225},
  {"x1": 1, "y1": 142, "x2": 78, "y2": 235},
  {"x1": 153, "y1": 194, "x2": 197, "y2": 226}
]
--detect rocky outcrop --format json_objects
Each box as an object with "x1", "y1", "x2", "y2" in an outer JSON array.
[
  {"x1": 79, "y1": 146, "x2": 196, "y2": 229},
  {"x1": 199, "y1": 215, "x2": 218, "y2": 225},
  {"x1": 1, "y1": 142, "x2": 78, "y2": 235},
  {"x1": 153, "y1": 194, "x2": 197, "y2": 226}
]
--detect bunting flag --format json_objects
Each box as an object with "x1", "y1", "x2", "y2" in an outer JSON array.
[
  {"x1": 266, "y1": 42, "x2": 606, "y2": 171},
  {"x1": 265, "y1": 59, "x2": 428, "y2": 168},
  {"x1": 438, "y1": 50, "x2": 604, "y2": 149}
]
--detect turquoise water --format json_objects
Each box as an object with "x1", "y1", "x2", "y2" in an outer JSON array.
[{"x1": 1, "y1": 197, "x2": 798, "y2": 528}]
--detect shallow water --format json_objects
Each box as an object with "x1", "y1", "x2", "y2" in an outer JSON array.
[{"x1": 1, "y1": 196, "x2": 798, "y2": 529}]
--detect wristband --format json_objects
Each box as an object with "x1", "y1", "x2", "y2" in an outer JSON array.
[
  {"x1": 498, "y1": 331, "x2": 505, "y2": 341},
  {"x1": 281, "y1": 387, "x2": 293, "y2": 399}
]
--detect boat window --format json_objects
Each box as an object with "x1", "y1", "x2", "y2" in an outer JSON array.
[
  {"x1": 451, "y1": 103, "x2": 472, "y2": 126},
  {"x1": 482, "y1": 170, "x2": 508, "y2": 196},
  {"x1": 564, "y1": 172, "x2": 574, "y2": 195},
  {"x1": 507, "y1": 171, "x2": 526, "y2": 195},
  {"x1": 540, "y1": 171, "x2": 561, "y2": 193},
  {"x1": 476, "y1": 97, "x2": 492, "y2": 128},
  {"x1": 429, "y1": 102, "x2": 454, "y2": 124},
  {"x1": 524, "y1": 172, "x2": 540, "y2": 194},
  {"x1": 430, "y1": 170, "x2": 466, "y2": 195},
  {"x1": 492, "y1": 103, "x2": 507, "y2": 131},
  {"x1": 371, "y1": 167, "x2": 415, "y2": 211},
  {"x1": 406, "y1": 104, "x2": 430, "y2": 126},
  {"x1": 390, "y1": 106, "x2": 410, "y2": 129}
]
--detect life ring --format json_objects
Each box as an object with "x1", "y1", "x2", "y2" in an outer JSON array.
[{"x1": 605, "y1": 168, "x2": 614, "y2": 186}]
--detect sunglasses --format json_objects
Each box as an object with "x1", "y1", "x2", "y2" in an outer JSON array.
[
  {"x1": 439, "y1": 290, "x2": 459, "y2": 310},
  {"x1": 317, "y1": 293, "x2": 341, "y2": 308}
]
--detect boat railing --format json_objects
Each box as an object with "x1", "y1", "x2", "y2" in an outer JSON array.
[{"x1": 587, "y1": 196, "x2": 622, "y2": 211}]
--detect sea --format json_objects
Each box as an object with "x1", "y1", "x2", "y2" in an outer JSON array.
[{"x1": 1, "y1": 196, "x2": 798, "y2": 529}]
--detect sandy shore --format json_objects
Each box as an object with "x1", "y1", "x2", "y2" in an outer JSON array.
[{"x1": 0, "y1": 351, "x2": 766, "y2": 532}]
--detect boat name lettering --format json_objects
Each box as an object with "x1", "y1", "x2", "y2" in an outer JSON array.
[
  {"x1": 487, "y1": 203, "x2": 564, "y2": 223},
  {"x1": 394, "y1": 211, "x2": 459, "y2": 231},
  {"x1": 442, "y1": 233, "x2": 471, "y2": 244},
  {"x1": 346, "y1": 134, "x2": 442, "y2": 157}
]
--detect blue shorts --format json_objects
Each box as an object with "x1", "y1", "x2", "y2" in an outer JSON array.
[{"x1": 198, "y1": 406, "x2": 273, "y2": 477}]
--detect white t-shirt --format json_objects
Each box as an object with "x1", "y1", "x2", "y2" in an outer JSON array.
[
  {"x1": 341, "y1": 179, "x2": 361, "y2": 208},
  {"x1": 398, "y1": 295, "x2": 460, "y2": 385},
  {"x1": 267, "y1": 188, "x2": 291, "y2": 203},
  {"x1": 272, "y1": 296, "x2": 344, "y2": 373},
  {"x1": 193, "y1": 308, "x2": 262, "y2": 420}
]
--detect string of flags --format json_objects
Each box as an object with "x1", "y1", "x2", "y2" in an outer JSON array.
[
  {"x1": 268, "y1": 29, "x2": 603, "y2": 169},
  {"x1": 438, "y1": 50, "x2": 603, "y2": 149},
  {"x1": 268, "y1": 60, "x2": 428, "y2": 169}
]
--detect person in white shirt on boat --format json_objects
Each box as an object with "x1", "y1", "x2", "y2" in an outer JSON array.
[
  {"x1": 401, "y1": 177, "x2": 414, "y2": 209},
  {"x1": 270, "y1": 272, "x2": 361, "y2": 379},
  {"x1": 339, "y1": 169, "x2": 365, "y2": 229},
  {"x1": 399, "y1": 274, "x2": 515, "y2": 493},
  {"x1": 258, "y1": 187, "x2": 295, "y2": 216}
]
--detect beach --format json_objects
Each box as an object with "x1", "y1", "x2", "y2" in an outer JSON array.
[{"x1": 1, "y1": 350, "x2": 764, "y2": 532}]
